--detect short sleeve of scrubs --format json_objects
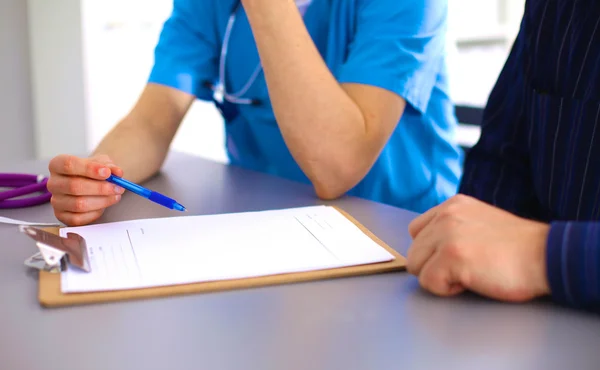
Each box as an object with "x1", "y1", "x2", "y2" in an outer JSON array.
[
  {"x1": 338, "y1": 0, "x2": 447, "y2": 114},
  {"x1": 147, "y1": 0, "x2": 219, "y2": 101}
]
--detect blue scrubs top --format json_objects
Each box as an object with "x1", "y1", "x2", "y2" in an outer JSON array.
[{"x1": 148, "y1": 0, "x2": 463, "y2": 213}]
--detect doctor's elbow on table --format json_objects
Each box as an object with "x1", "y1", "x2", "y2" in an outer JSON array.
[
  {"x1": 272, "y1": 82, "x2": 407, "y2": 203},
  {"x1": 310, "y1": 168, "x2": 359, "y2": 202},
  {"x1": 294, "y1": 130, "x2": 403, "y2": 202}
]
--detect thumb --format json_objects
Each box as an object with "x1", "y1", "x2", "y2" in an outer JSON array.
[{"x1": 89, "y1": 154, "x2": 124, "y2": 177}]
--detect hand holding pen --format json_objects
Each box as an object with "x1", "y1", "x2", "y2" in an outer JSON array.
[
  {"x1": 105, "y1": 174, "x2": 186, "y2": 212},
  {"x1": 47, "y1": 154, "x2": 186, "y2": 227}
]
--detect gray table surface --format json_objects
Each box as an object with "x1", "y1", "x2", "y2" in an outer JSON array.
[{"x1": 1, "y1": 152, "x2": 599, "y2": 370}]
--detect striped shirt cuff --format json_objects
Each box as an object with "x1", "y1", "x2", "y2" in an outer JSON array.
[{"x1": 547, "y1": 222, "x2": 600, "y2": 310}]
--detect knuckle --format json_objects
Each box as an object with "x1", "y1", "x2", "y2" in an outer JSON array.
[
  {"x1": 85, "y1": 161, "x2": 98, "y2": 177},
  {"x1": 68, "y1": 179, "x2": 84, "y2": 195},
  {"x1": 439, "y1": 218, "x2": 459, "y2": 236},
  {"x1": 418, "y1": 271, "x2": 437, "y2": 293},
  {"x1": 48, "y1": 157, "x2": 58, "y2": 173},
  {"x1": 46, "y1": 177, "x2": 57, "y2": 192},
  {"x1": 418, "y1": 266, "x2": 447, "y2": 294},
  {"x1": 441, "y1": 240, "x2": 464, "y2": 261},
  {"x1": 437, "y1": 208, "x2": 458, "y2": 225},
  {"x1": 446, "y1": 201, "x2": 463, "y2": 214},
  {"x1": 62, "y1": 155, "x2": 75, "y2": 174},
  {"x1": 73, "y1": 197, "x2": 87, "y2": 212},
  {"x1": 49, "y1": 154, "x2": 68, "y2": 173},
  {"x1": 418, "y1": 271, "x2": 431, "y2": 289}
]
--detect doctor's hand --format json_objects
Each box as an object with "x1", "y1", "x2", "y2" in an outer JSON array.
[
  {"x1": 406, "y1": 194, "x2": 551, "y2": 303},
  {"x1": 47, "y1": 154, "x2": 125, "y2": 226}
]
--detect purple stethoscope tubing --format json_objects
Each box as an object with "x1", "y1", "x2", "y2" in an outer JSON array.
[{"x1": 0, "y1": 173, "x2": 52, "y2": 209}]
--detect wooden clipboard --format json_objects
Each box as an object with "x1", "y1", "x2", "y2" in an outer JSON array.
[{"x1": 37, "y1": 207, "x2": 407, "y2": 308}]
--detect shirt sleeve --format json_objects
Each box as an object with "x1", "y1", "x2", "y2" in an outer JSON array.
[
  {"x1": 147, "y1": 0, "x2": 219, "y2": 101},
  {"x1": 458, "y1": 11, "x2": 543, "y2": 220},
  {"x1": 337, "y1": 0, "x2": 447, "y2": 114},
  {"x1": 546, "y1": 222, "x2": 600, "y2": 312}
]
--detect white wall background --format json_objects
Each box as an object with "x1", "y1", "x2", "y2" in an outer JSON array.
[
  {"x1": 82, "y1": 0, "x2": 227, "y2": 163},
  {"x1": 27, "y1": 0, "x2": 89, "y2": 159},
  {"x1": 0, "y1": 0, "x2": 35, "y2": 161}
]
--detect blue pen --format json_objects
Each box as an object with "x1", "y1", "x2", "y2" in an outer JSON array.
[{"x1": 106, "y1": 175, "x2": 186, "y2": 212}]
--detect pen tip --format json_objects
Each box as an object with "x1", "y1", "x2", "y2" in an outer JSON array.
[{"x1": 173, "y1": 203, "x2": 187, "y2": 212}]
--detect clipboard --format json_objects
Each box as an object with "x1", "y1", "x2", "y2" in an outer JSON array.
[{"x1": 21, "y1": 207, "x2": 407, "y2": 308}]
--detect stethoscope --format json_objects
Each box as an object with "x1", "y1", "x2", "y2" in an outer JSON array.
[
  {"x1": 206, "y1": 0, "x2": 313, "y2": 108},
  {"x1": 0, "y1": 173, "x2": 52, "y2": 209}
]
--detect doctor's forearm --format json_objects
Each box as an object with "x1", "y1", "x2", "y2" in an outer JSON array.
[
  {"x1": 92, "y1": 120, "x2": 168, "y2": 183},
  {"x1": 93, "y1": 84, "x2": 194, "y2": 184},
  {"x1": 243, "y1": 0, "x2": 374, "y2": 198}
]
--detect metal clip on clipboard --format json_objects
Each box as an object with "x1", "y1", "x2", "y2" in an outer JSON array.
[{"x1": 19, "y1": 225, "x2": 91, "y2": 273}]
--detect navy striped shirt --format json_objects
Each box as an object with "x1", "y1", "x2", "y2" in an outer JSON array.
[{"x1": 459, "y1": 0, "x2": 600, "y2": 311}]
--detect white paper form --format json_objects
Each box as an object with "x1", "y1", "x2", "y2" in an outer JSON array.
[{"x1": 60, "y1": 206, "x2": 395, "y2": 293}]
